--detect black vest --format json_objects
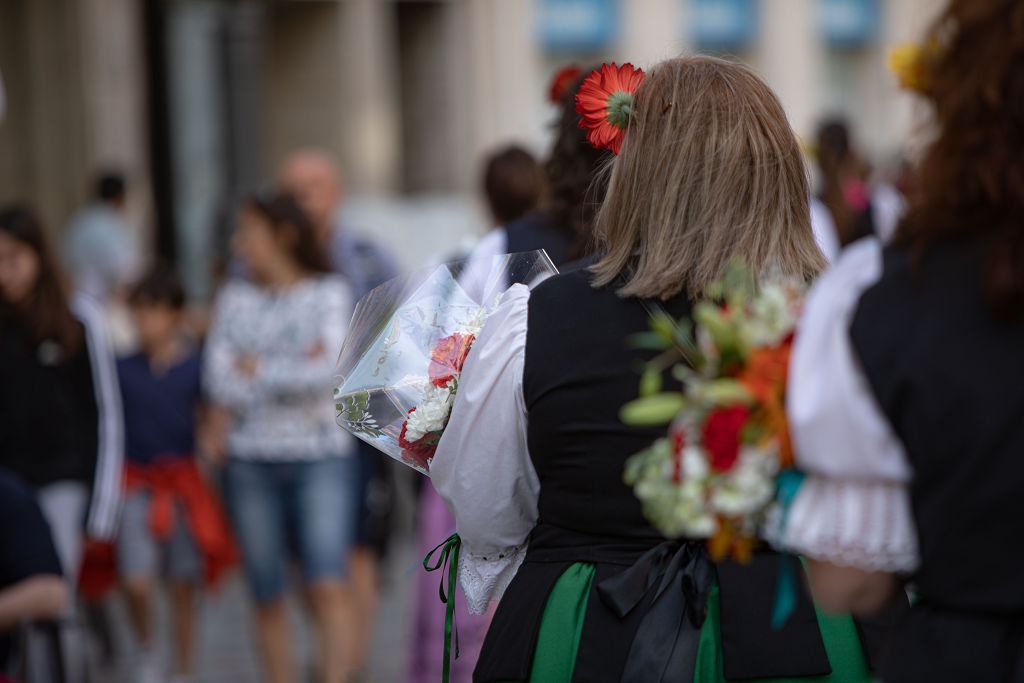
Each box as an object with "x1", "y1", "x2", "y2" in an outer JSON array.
[
  {"x1": 474, "y1": 270, "x2": 845, "y2": 682},
  {"x1": 851, "y1": 239, "x2": 1024, "y2": 682},
  {"x1": 504, "y1": 210, "x2": 573, "y2": 268}
]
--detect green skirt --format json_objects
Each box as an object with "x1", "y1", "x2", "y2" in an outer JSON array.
[{"x1": 526, "y1": 562, "x2": 873, "y2": 683}]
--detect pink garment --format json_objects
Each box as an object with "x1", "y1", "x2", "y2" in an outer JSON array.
[{"x1": 406, "y1": 484, "x2": 492, "y2": 683}]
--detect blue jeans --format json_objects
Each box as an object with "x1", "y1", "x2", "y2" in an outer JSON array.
[{"x1": 223, "y1": 457, "x2": 356, "y2": 604}]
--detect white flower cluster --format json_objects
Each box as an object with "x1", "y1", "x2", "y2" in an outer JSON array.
[
  {"x1": 626, "y1": 430, "x2": 781, "y2": 541},
  {"x1": 404, "y1": 381, "x2": 455, "y2": 442},
  {"x1": 741, "y1": 281, "x2": 802, "y2": 348}
]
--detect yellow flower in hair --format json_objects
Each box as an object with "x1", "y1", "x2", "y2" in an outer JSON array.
[{"x1": 888, "y1": 42, "x2": 929, "y2": 93}]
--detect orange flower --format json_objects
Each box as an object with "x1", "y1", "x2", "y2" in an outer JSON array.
[
  {"x1": 575, "y1": 62, "x2": 645, "y2": 154},
  {"x1": 740, "y1": 341, "x2": 795, "y2": 467},
  {"x1": 739, "y1": 342, "x2": 791, "y2": 406},
  {"x1": 548, "y1": 64, "x2": 583, "y2": 104}
]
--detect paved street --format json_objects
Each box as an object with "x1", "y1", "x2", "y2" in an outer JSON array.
[
  {"x1": 96, "y1": 532, "x2": 417, "y2": 683},
  {"x1": 96, "y1": 477, "x2": 421, "y2": 683}
]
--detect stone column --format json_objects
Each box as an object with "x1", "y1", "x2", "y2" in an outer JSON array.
[
  {"x1": 77, "y1": 0, "x2": 152, "y2": 238},
  {"x1": 622, "y1": 0, "x2": 687, "y2": 69},
  {"x1": 755, "y1": 0, "x2": 823, "y2": 142},
  {"x1": 337, "y1": 0, "x2": 401, "y2": 194},
  {"x1": 461, "y1": 0, "x2": 545, "y2": 189}
]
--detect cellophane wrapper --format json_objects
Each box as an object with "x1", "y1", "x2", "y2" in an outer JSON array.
[{"x1": 334, "y1": 250, "x2": 557, "y2": 475}]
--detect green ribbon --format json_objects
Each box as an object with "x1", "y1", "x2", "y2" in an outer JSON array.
[
  {"x1": 771, "y1": 469, "x2": 806, "y2": 630},
  {"x1": 424, "y1": 533, "x2": 462, "y2": 683}
]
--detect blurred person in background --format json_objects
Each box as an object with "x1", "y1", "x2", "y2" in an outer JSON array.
[
  {"x1": 63, "y1": 171, "x2": 142, "y2": 305},
  {"x1": 0, "y1": 205, "x2": 122, "y2": 683},
  {"x1": 811, "y1": 118, "x2": 905, "y2": 258},
  {"x1": 63, "y1": 171, "x2": 143, "y2": 352},
  {"x1": 0, "y1": 468, "x2": 68, "y2": 679},
  {"x1": 278, "y1": 149, "x2": 400, "y2": 677},
  {"x1": 466, "y1": 68, "x2": 612, "y2": 276},
  {"x1": 116, "y1": 266, "x2": 235, "y2": 683},
  {"x1": 204, "y1": 193, "x2": 357, "y2": 683},
  {"x1": 483, "y1": 146, "x2": 547, "y2": 228},
  {"x1": 0, "y1": 205, "x2": 123, "y2": 575},
  {"x1": 405, "y1": 143, "x2": 546, "y2": 683}
]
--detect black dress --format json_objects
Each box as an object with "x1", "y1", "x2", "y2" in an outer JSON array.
[
  {"x1": 847, "y1": 238, "x2": 1024, "y2": 682},
  {"x1": 435, "y1": 270, "x2": 890, "y2": 683}
]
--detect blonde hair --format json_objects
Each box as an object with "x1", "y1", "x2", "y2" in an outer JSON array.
[{"x1": 591, "y1": 55, "x2": 826, "y2": 300}]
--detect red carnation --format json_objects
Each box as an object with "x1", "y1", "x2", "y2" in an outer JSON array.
[
  {"x1": 702, "y1": 406, "x2": 750, "y2": 473},
  {"x1": 399, "y1": 409, "x2": 439, "y2": 471},
  {"x1": 428, "y1": 333, "x2": 476, "y2": 388},
  {"x1": 671, "y1": 426, "x2": 686, "y2": 483}
]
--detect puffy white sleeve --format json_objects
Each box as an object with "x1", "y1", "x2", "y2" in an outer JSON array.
[
  {"x1": 783, "y1": 238, "x2": 919, "y2": 573},
  {"x1": 429, "y1": 284, "x2": 538, "y2": 614}
]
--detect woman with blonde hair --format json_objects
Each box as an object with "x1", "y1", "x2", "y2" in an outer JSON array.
[{"x1": 429, "y1": 56, "x2": 877, "y2": 682}]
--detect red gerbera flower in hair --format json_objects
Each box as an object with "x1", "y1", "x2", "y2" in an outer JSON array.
[
  {"x1": 575, "y1": 62, "x2": 645, "y2": 155},
  {"x1": 548, "y1": 64, "x2": 583, "y2": 104}
]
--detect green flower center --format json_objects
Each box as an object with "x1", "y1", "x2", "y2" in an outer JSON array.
[{"x1": 606, "y1": 91, "x2": 634, "y2": 129}]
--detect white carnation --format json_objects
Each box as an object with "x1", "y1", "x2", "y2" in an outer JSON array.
[{"x1": 405, "y1": 383, "x2": 455, "y2": 441}]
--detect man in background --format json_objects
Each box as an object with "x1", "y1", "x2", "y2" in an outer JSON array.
[
  {"x1": 278, "y1": 148, "x2": 399, "y2": 678},
  {"x1": 63, "y1": 171, "x2": 142, "y2": 306},
  {"x1": 278, "y1": 149, "x2": 397, "y2": 299}
]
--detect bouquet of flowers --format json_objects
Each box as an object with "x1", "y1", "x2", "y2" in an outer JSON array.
[
  {"x1": 621, "y1": 266, "x2": 806, "y2": 562},
  {"x1": 334, "y1": 251, "x2": 557, "y2": 474}
]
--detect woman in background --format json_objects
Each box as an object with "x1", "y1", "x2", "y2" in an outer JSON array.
[
  {"x1": 464, "y1": 66, "x2": 613, "y2": 279},
  {"x1": 0, "y1": 205, "x2": 122, "y2": 578},
  {"x1": 204, "y1": 193, "x2": 357, "y2": 683},
  {"x1": 784, "y1": 2, "x2": 1024, "y2": 681},
  {"x1": 0, "y1": 205, "x2": 123, "y2": 683}
]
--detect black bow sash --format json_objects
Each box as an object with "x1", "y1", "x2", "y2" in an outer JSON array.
[{"x1": 597, "y1": 541, "x2": 713, "y2": 683}]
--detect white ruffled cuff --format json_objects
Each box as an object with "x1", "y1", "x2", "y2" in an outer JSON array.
[
  {"x1": 781, "y1": 475, "x2": 920, "y2": 574},
  {"x1": 458, "y1": 544, "x2": 527, "y2": 615}
]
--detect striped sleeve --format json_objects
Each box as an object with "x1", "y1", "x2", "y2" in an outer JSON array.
[{"x1": 71, "y1": 294, "x2": 124, "y2": 540}]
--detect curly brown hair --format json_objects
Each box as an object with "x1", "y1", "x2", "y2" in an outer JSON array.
[
  {"x1": 546, "y1": 67, "x2": 613, "y2": 259},
  {"x1": 895, "y1": 0, "x2": 1024, "y2": 316}
]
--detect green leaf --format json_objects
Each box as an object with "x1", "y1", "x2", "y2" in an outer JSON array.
[
  {"x1": 650, "y1": 312, "x2": 679, "y2": 342},
  {"x1": 620, "y1": 392, "x2": 686, "y2": 426},
  {"x1": 693, "y1": 379, "x2": 753, "y2": 406},
  {"x1": 639, "y1": 366, "x2": 662, "y2": 397},
  {"x1": 628, "y1": 331, "x2": 671, "y2": 351}
]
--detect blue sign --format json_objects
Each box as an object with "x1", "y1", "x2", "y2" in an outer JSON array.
[
  {"x1": 690, "y1": 0, "x2": 758, "y2": 51},
  {"x1": 538, "y1": 0, "x2": 619, "y2": 52},
  {"x1": 818, "y1": 0, "x2": 879, "y2": 46}
]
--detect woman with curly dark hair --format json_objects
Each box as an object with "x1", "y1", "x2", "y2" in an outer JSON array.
[
  {"x1": 465, "y1": 66, "x2": 611, "y2": 280},
  {"x1": 782, "y1": 1, "x2": 1024, "y2": 681}
]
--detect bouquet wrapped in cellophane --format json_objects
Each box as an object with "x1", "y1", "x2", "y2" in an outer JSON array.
[
  {"x1": 621, "y1": 265, "x2": 807, "y2": 562},
  {"x1": 334, "y1": 251, "x2": 557, "y2": 474}
]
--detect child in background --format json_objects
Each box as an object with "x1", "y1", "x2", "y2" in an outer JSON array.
[{"x1": 116, "y1": 267, "x2": 234, "y2": 683}]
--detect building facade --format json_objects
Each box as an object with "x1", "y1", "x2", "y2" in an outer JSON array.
[{"x1": 0, "y1": 0, "x2": 943, "y2": 298}]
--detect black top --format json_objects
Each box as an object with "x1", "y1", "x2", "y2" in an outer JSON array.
[
  {"x1": 851, "y1": 238, "x2": 1024, "y2": 681},
  {"x1": 0, "y1": 468, "x2": 64, "y2": 666},
  {"x1": 118, "y1": 351, "x2": 202, "y2": 464},
  {"x1": 0, "y1": 323, "x2": 99, "y2": 487},
  {"x1": 474, "y1": 270, "x2": 838, "y2": 683},
  {"x1": 504, "y1": 210, "x2": 574, "y2": 268}
]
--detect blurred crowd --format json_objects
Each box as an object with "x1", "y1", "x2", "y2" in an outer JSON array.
[{"x1": 0, "y1": 55, "x2": 916, "y2": 683}]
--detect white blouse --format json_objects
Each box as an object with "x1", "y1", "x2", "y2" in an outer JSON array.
[
  {"x1": 783, "y1": 238, "x2": 919, "y2": 573},
  {"x1": 430, "y1": 284, "x2": 539, "y2": 615},
  {"x1": 204, "y1": 275, "x2": 356, "y2": 461}
]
